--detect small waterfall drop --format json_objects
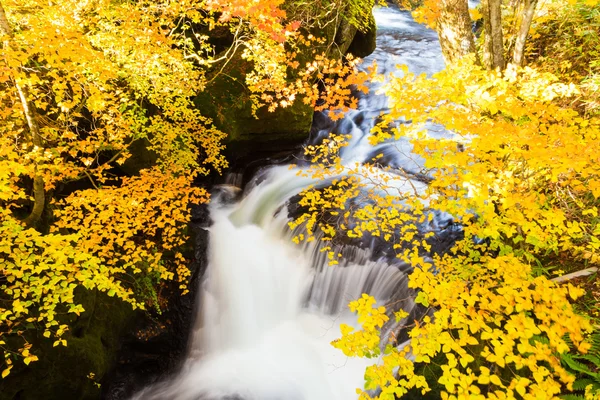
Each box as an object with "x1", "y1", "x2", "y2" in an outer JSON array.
[
  {"x1": 133, "y1": 5, "x2": 453, "y2": 400},
  {"x1": 134, "y1": 167, "x2": 413, "y2": 400}
]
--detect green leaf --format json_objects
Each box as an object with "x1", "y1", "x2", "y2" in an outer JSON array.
[
  {"x1": 415, "y1": 291, "x2": 429, "y2": 307},
  {"x1": 559, "y1": 394, "x2": 585, "y2": 400},
  {"x1": 573, "y1": 378, "x2": 599, "y2": 391},
  {"x1": 580, "y1": 354, "x2": 600, "y2": 367}
]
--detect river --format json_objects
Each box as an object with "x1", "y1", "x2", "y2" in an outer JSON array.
[{"x1": 133, "y1": 5, "x2": 455, "y2": 400}]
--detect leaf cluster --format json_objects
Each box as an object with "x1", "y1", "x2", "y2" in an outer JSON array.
[{"x1": 294, "y1": 55, "x2": 600, "y2": 400}]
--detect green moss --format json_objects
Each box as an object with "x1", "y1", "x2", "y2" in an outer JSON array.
[{"x1": 347, "y1": 13, "x2": 377, "y2": 58}]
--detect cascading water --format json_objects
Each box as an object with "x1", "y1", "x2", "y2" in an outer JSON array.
[{"x1": 133, "y1": 5, "x2": 456, "y2": 400}]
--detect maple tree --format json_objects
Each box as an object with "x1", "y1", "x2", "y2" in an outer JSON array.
[
  {"x1": 0, "y1": 0, "x2": 224, "y2": 377},
  {"x1": 308, "y1": 61, "x2": 600, "y2": 399},
  {"x1": 286, "y1": 1, "x2": 600, "y2": 399},
  {"x1": 0, "y1": 0, "x2": 371, "y2": 379}
]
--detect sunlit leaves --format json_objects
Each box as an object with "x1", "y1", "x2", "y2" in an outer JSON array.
[
  {"x1": 245, "y1": 42, "x2": 374, "y2": 117},
  {"x1": 0, "y1": 0, "x2": 328, "y2": 377},
  {"x1": 53, "y1": 168, "x2": 208, "y2": 293},
  {"x1": 0, "y1": 213, "x2": 105, "y2": 363},
  {"x1": 336, "y1": 267, "x2": 592, "y2": 399},
  {"x1": 332, "y1": 294, "x2": 389, "y2": 358},
  {"x1": 400, "y1": 0, "x2": 442, "y2": 29},
  {"x1": 375, "y1": 57, "x2": 600, "y2": 267},
  {"x1": 292, "y1": 48, "x2": 600, "y2": 400}
]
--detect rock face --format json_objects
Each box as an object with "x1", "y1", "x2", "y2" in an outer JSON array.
[
  {"x1": 119, "y1": 12, "x2": 378, "y2": 171},
  {"x1": 193, "y1": 54, "x2": 315, "y2": 165},
  {"x1": 347, "y1": 14, "x2": 378, "y2": 58}
]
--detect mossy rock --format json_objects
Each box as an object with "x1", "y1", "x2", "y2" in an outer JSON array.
[
  {"x1": 347, "y1": 13, "x2": 377, "y2": 58},
  {"x1": 0, "y1": 290, "x2": 137, "y2": 400},
  {"x1": 193, "y1": 51, "x2": 314, "y2": 160},
  {"x1": 193, "y1": 12, "x2": 377, "y2": 161}
]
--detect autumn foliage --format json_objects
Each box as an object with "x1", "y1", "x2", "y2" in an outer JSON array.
[
  {"x1": 309, "y1": 62, "x2": 600, "y2": 398},
  {"x1": 0, "y1": 0, "x2": 371, "y2": 378},
  {"x1": 2, "y1": 0, "x2": 599, "y2": 396},
  {"x1": 289, "y1": 2, "x2": 600, "y2": 398}
]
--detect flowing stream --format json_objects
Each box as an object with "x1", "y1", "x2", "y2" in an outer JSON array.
[{"x1": 134, "y1": 5, "x2": 456, "y2": 400}]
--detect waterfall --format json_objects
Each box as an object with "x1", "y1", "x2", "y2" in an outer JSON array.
[{"x1": 133, "y1": 5, "x2": 454, "y2": 400}]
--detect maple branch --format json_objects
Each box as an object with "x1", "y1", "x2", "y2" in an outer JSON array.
[
  {"x1": 68, "y1": 138, "x2": 136, "y2": 184},
  {"x1": 205, "y1": 20, "x2": 247, "y2": 85},
  {"x1": 0, "y1": 1, "x2": 46, "y2": 227},
  {"x1": 83, "y1": 170, "x2": 99, "y2": 190}
]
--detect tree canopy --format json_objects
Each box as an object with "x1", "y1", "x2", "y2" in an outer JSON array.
[
  {"x1": 289, "y1": 0, "x2": 600, "y2": 399},
  {"x1": 0, "y1": 0, "x2": 370, "y2": 378}
]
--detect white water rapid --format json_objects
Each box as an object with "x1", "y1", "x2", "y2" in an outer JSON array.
[{"x1": 133, "y1": 5, "x2": 455, "y2": 400}]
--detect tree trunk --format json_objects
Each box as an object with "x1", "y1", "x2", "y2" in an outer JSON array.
[
  {"x1": 512, "y1": 0, "x2": 538, "y2": 66},
  {"x1": 436, "y1": 0, "x2": 479, "y2": 65},
  {"x1": 0, "y1": 2, "x2": 46, "y2": 227},
  {"x1": 482, "y1": 0, "x2": 505, "y2": 70}
]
